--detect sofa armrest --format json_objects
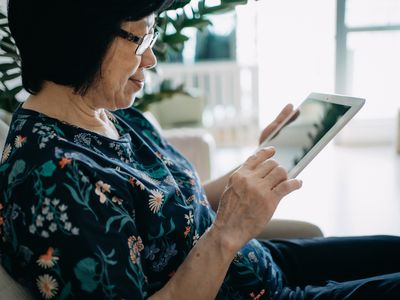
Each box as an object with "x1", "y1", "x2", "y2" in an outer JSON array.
[
  {"x1": 256, "y1": 219, "x2": 324, "y2": 240},
  {"x1": 0, "y1": 265, "x2": 33, "y2": 300},
  {"x1": 163, "y1": 128, "x2": 215, "y2": 182}
]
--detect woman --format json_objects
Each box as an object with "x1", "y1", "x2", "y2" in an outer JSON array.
[{"x1": 0, "y1": 0, "x2": 399, "y2": 299}]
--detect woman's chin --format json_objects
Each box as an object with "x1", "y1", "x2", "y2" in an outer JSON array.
[{"x1": 121, "y1": 94, "x2": 137, "y2": 109}]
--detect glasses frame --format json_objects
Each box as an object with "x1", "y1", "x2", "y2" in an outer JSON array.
[{"x1": 117, "y1": 28, "x2": 159, "y2": 56}]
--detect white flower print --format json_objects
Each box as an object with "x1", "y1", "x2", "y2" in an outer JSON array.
[
  {"x1": 184, "y1": 169, "x2": 194, "y2": 178},
  {"x1": 42, "y1": 206, "x2": 49, "y2": 215},
  {"x1": 1, "y1": 144, "x2": 11, "y2": 163},
  {"x1": 46, "y1": 213, "x2": 54, "y2": 221},
  {"x1": 14, "y1": 135, "x2": 27, "y2": 148},
  {"x1": 36, "y1": 274, "x2": 59, "y2": 299},
  {"x1": 64, "y1": 222, "x2": 72, "y2": 231},
  {"x1": 32, "y1": 123, "x2": 57, "y2": 149},
  {"x1": 162, "y1": 156, "x2": 174, "y2": 166},
  {"x1": 248, "y1": 251, "x2": 258, "y2": 263},
  {"x1": 30, "y1": 197, "x2": 79, "y2": 238},
  {"x1": 184, "y1": 211, "x2": 194, "y2": 225},
  {"x1": 135, "y1": 179, "x2": 145, "y2": 190},
  {"x1": 41, "y1": 230, "x2": 49, "y2": 238},
  {"x1": 164, "y1": 175, "x2": 175, "y2": 185},
  {"x1": 58, "y1": 204, "x2": 67, "y2": 212},
  {"x1": 48, "y1": 223, "x2": 57, "y2": 233},
  {"x1": 136, "y1": 171, "x2": 160, "y2": 186},
  {"x1": 29, "y1": 224, "x2": 36, "y2": 234},
  {"x1": 60, "y1": 213, "x2": 68, "y2": 222},
  {"x1": 148, "y1": 189, "x2": 164, "y2": 214},
  {"x1": 193, "y1": 231, "x2": 200, "y2": 246},
  {"x1": 36, "y1": 215, "x2": 45, "y2": 227},
  {"x1": 185, "y1": 195, "x2": 196, "y2": 204}
]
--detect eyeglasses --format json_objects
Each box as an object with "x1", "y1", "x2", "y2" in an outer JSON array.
[{"x1": 117, "y1": 28, "x2": 159, "y2": 56}]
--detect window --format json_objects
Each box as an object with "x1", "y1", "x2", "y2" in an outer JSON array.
[
  {"x1": 336, "y1": 0, "x2": 400, "y2": 123},
  {"x1": 253, "y1": 0, "x2": 335, "y2": 128}
]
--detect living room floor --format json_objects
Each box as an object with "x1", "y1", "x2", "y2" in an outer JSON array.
[{"x1": 213, "y1": 143, "x2": 400, "y2": 237}]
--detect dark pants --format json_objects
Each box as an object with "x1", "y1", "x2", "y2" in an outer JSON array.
[{"x1": 261, "y1": 236, "x2": 400, "y2": 300}]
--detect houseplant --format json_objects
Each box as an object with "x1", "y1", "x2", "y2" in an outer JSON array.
[{"x1": 0, "y1": 0, "x2": 249, "y2": 113}]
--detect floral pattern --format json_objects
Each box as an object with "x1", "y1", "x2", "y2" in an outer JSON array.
[
  {"x1": 148, "y1": 189, "x2": 164, "y2": 214},
  {"x1": 0, "y1": 107, "x2": 283, "y2": 299},
  {"x1": 36, "y1": 247, "x2": 60, "y2": 269},
  {"x1": 36, "y1": 274, "x2": 59, "y2": 299}
]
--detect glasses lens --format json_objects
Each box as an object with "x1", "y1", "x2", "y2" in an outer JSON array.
[{"x1": 136, "y1": 32, "x2": 158, "y2": 55}]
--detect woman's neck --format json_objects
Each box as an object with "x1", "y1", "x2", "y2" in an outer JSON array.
[{"x1": 22, "y1": 82, "x2": 120, "y2": 139}]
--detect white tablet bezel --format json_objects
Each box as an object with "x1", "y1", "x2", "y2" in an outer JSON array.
[{"x1": 260, "y1": 92, "x2": 365, "y2": 178}]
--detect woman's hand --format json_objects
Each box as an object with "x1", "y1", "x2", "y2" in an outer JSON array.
[
  {"x1": 212, "y1": 147, "x2": 302, "y2": 252},
  {"x1": 259, "y1": 104, "x2": 294, "y2": 145}
]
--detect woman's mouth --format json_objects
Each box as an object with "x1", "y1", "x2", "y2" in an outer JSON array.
[{"x1": 129, "y1": 78, "x2": 144, "y2": 90}]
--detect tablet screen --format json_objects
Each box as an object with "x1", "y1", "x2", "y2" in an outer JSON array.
[{"x1": 266, "y1": 98, "x2": 351, "y2": 172}]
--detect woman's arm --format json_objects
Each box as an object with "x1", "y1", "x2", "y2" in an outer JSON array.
[
  {"x1": 151, "y1": 147, "x2": 302, "y2": 300},
  {"x1": 150, "y1": 225, "x2": 236, "y2": 300}
]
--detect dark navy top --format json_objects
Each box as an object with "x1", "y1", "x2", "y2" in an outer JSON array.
[{"x1": 0, "y1": 106, "x2": 283, "y2": 299}]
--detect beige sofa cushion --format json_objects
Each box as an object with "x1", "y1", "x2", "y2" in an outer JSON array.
[
  {"x1": 0, "y1": 265, "x2": 32, "y2": 300},
  {"x1": 0, "y1": 118, "x2": 9, "y2": 153}
]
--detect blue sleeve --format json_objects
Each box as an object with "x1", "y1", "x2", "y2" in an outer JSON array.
[{"x1": 1, "y1": 156, "x2": 149, "y2": 299}]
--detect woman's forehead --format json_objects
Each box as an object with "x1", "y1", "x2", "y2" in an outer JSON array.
[{"x1": 123, "y1": 14, "x2": 155, "y2": 31}]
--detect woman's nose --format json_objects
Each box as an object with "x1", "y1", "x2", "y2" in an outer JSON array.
[{"x1": 140, "y1": 48, "x2": 157, "y2": 70}]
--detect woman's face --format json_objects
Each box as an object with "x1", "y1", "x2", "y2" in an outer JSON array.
[{"x1": 87, "y1": 15, "x2": 157, "y2": 111}]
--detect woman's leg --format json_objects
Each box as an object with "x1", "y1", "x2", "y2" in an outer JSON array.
[
  {"x1": 277, "y1": 272, "x2": 400, "y2": 300},
  {"x1": 261, "y1": 235, "x2": 400, "y2": 287}
]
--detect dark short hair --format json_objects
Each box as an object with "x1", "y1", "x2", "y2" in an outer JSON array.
[{"x1": 7, "y1": 0, "x2": 173, "y2": 95}]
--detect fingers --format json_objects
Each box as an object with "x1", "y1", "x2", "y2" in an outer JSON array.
[
  {"x1": 275, "y1": 103, "x2": 294, "y2": 123},
  {"x1": 259, "y1": 104, "x2": 294, "y2": 144},
  {"x1": 254, "y1": 159, "x2": 278, "y2": 177},
  {"x1": 272, "y1": 178, "x2": 303, "y2": 197},
  {"x1": 244, "y1": 147, "x2": 275, "y2": 169},
  {"x1": 263, "y1": 165, "x2": 289, "y2": 188}
]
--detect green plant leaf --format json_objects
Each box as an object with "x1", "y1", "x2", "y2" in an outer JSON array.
[
  {"x1": 0, "y1": 53, "x2": 20, "y2": 60},
  {"x1": 221, "y1": 0, "x2": 248, "y2": 4},
  {"x1": 1, "y1": 72, "x2": 21, "y2": 81},
  {"x1": 181, "y1": 18, "x2": 212, "y2": 29},
  {"x1": 201, "y1": 4, "x2": 236, "y2": 15},
  {"x1": 0, "y1": 62, "x2": 19, "y2": 72},
  {"x1": 168, "y1": 0, "x2": 191, "y2": 10},
  {"x1": 10, "y1": 85, "x2": 23, "y2": 94},
  {"x1": 163, "y1": 33, "x2": 189, "y2": 44}
]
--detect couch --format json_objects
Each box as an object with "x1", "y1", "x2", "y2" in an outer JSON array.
[{"x1": 0, "y1": 116, "x2": 323, "y2": 300}]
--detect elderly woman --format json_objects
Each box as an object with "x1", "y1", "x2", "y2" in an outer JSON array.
[{"x1": 1, "y1": 0, "x2": 399, "y2": 299}]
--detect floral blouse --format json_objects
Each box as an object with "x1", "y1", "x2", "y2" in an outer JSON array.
[{"x1": 0, "y1": 106, "x2": 283, "y2": 299}]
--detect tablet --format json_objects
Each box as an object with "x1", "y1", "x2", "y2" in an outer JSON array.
[{"x1": 259, "y1": 92, "x2": 365, "y2": 178}]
